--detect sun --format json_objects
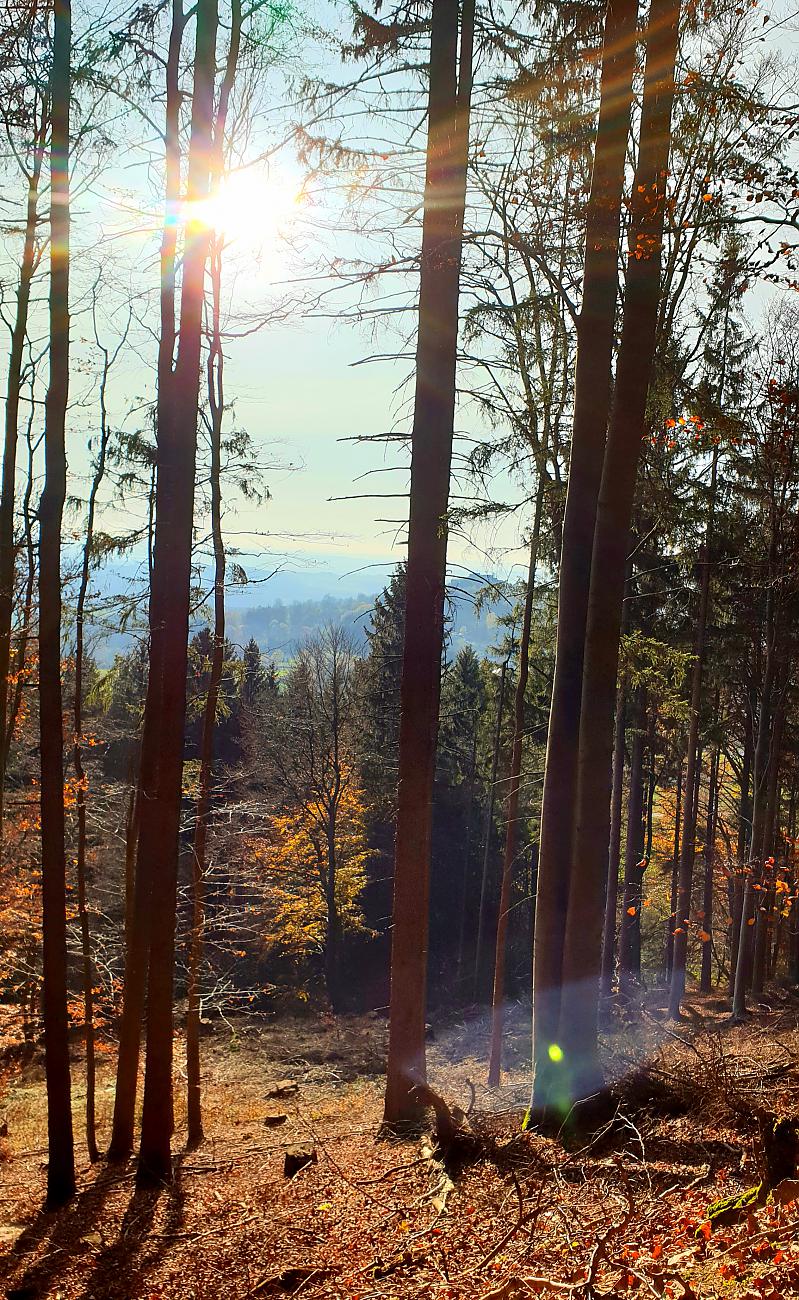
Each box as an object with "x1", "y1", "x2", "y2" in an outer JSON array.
[{"x1": 186, "y1": 166, "x2": 303, "y2": 261}]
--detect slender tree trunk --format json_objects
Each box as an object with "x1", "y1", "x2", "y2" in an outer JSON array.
[
  {"x1": 729, "y1": 725, "x2": 752, "y2": 997},
  {"x1": 619, "y1": 692, "x2": 646, "y2": 998},
  {"x1": 733, "y1": 594, "x2": 777, "y2": 1018},
  {"x1": 474, "y1": 655, "x2": 507, "y2": 1000},
  {"x1": 71, "y1": 316, "x2": 115, "y2": 1163},
  {"x1": 488, "y1": 496, "x2": 542, "y2": 1085},
  {"x1": 531, "y1": 0, "x2": 638, "y2": 1107},
  {"x1": 39, "y1": 0, "x2": 75, "y2": 1206},
  {"x1": 669, "y1": 448, "x2": 719, "y2": 1017},
  {"x1": 6, "y1": 402, "x2": 38, "y2": 768},
  {"x1": 600, "y1": 675, "x2": 627, "y2": 997},
  {"x1": 185, "y1": 0, "x2": 240, "y2": 1153},
  {"x1": 456, "y1": 728, "x2": 478, "y2": 986},
  {"x1": 665, "y1": 760, "x2": 683, "y2": 982},
  {"x1": 384, "y1": 0, "x2": 474, "y2": 1125},
  {"x1": 138, "y1": 0, "x2": 220, "y2": 1182},
  {"x1": 110, "y1": 0, "x2": 187, "y2": 1162},
  {"x1": 0, "y1": 119, "x2": 45, "y2": 842},
  {"x1": 752, "y1": 697, "x2": 784, "y2": 997},
  {"x1": 558, "y1": 0, "x2": 680, "y2": 1097},
  {"x1": 700, "y1": 745, "x2": 720, "y2": 993}
]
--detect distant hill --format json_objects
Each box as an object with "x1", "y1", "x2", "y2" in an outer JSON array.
[
  {"x1": 226, "y1": 587, "x2": 500, "y2": 661},
  {"x1": 82, "y1": 550, "x2": 503, "y2": 664}
]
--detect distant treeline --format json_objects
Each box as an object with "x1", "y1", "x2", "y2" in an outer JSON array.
[{"x1": 226, "y1": 588, "x2": 499, "y2": 660}]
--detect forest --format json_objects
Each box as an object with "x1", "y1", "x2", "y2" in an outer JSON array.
[{"x1": 1, "y1": 0, "x2": 799, "y2": 1295}]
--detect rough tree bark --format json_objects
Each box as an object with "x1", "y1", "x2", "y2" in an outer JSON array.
[
  {"x1": 384, "y1": 0, "x2": 474, "y2": 1125},
  {"x1": 39, "y1": 0, "x2": 75, "y2": 1206}
]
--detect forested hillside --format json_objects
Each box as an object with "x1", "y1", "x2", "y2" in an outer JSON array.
[{"x1": 1, "y1": 0, "x2": 799, "y2": 1294}]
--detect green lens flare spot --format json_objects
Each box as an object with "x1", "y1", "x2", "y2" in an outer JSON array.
[{"x1": 548, "y1": 1043, "x2": 564, "y2": 1063}]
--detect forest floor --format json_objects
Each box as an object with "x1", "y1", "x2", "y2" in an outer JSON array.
[{"x1": 1, "y1": 993, "x2": 799, "y2": 1300}]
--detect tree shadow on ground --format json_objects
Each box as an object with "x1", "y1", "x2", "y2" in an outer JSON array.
[{"x1": 1, "y1": 1156, "x2": 186, "y2": 1300}]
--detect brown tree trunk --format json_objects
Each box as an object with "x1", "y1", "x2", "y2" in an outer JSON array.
[
  {"x1": 600, "y1": 674, "x2": 627, "y2": 998},
  {"x1": 384, "y1": 0, "x2": 474, "y2": 1125},
  {"x1": 138, "y1": 0, "x2": 220, "y2": 1182},
  {"x1": 71, "y1": 313, "x2": 115, "y2": 1164},
  {"x1": 729, "y1": 723, "x2": 752, "y2": 997},
  {"x1": 669, "y1": 447, "x2": 719, "y2": 1018},
  {"x1": 5, "y1": 402, "x2": 38, "y2": 768},
  {"x1": 557, "y1": 0, "x2": 680, "y2": 1098},
  {"x1": 474, "y1": 654, "x2": 507, "y2": 1000},
  {"x1": 39, "y1": 0, "x2": 75, "y2": 1206},
  {"x1": 752, "y1": 696, "x2": 785, "y2": 997},
  {"x1": 700, "y1": 745, "x2": 720, "y2": 993},
  {"x1": 185, "y1": 0, "x2": 240, "y2": 1154},
  {"x1": 110, "y1": 0, "x2": 187, "y2": 1163},
  {"x1": 531, "y1": 0, "x2": 638, "y2": 1107},
  {"x1": 665, "y1": 759, "x2": 683, "y2": 982},
  {"x1": 733, "y1": 591, "x2": 777, "y2": 1018},
  {"x1": 488, "y1": 495, "x2": 542, "y2": 1086},
  {"x1": 618, "y1": 691, "x2": 647, "y2": 998},
  {"x1": 0, "y1": 113, "x2": 45, "y2": 841}
]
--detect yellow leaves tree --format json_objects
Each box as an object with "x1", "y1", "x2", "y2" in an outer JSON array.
[{"x1": 252, "y1": 777, "x2": 373, "y2": 989}]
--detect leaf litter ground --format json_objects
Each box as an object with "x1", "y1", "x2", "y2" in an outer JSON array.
[{"x1": 1, "y1": 995, "x2": 799, "y2": 1300}]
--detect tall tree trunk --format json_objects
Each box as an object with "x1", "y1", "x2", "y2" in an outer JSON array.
[
  {"x1": 110, "y1": 0, "x2": 187, "y2": 1162},
  {"x1": 185, "y1": 0, "x2": 240, "y2": 1154},
  {"x1": 700, "y1": 744, "x2": 720, "y2": 993},
  {"x1": 733, "y1": 589, "x2": 777, "y2": 1018},
  {"x1": 138, "y1": 0, "x2": 220, "y2": 1182},
  {"x1": 600, "y1": 674, "x2": 627, "y2": 998},
  {"x1": 557, "y1": 0, "x2": 680, "y2": 1098},
  {"x1": 71, "y1": 313, "x2": 115, "y2": 1163},
  {"x1": 384, "y1": 0, "x2": 474, "y2": 1125},
  {"x1": 488, "y1": 494, "x2": 542, "y2": 1085},
  {"x1": 474, "y1": 655, "x2": 507, "y2": 1000},
  {"x1": 669, "y1": 447, "x2": 719, "y2": 1017},
  {"x1": 665, "y1": 759, "x2": 683, "y2": 982},
  {"x1": 0, "y1": 115, "x2": 45, "y2": 841},
  {"x1": 729, "y1": 722, "x2": 752, "y2": 997},
  {"x1": 39, "y1": 0, "x2": 75, "y2": 1206},
  {"x1": 618, "y1": 692, "x2": 647, "y2": 998},
  {"x1": 456, "y1": 728, "x2": 478, "y2": 985},
  {"x1": 6, "y1": 400, "x2": 38, "y2": 767},
  {"x1": 752, "y1": 694, "x2": 784, "y2": 997},
  {"x1": 531, "y1": 0, "x2": 638, "y2": 1107}
]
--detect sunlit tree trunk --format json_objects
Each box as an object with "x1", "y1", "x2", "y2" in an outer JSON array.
[
  {"x1": 600, "y1": 674, "x2": 627, "y2": 998},
  {"x1": 384, "y1": 0, "x2": 474, "y2": 1125},
  {"x1": 531, "y1": 0, "x2": 637, "y2": 1108},
  {"x1": 39, "y1": 0, "x2": 75, "y2": 1206},
  {"x1": 665, "y1": 760, "x2": 683, "y2": 981}
]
